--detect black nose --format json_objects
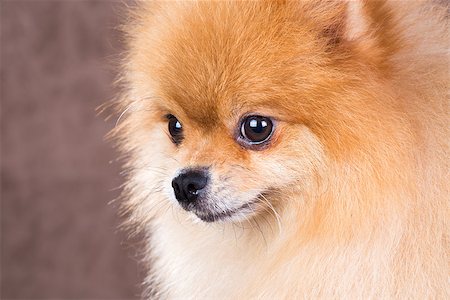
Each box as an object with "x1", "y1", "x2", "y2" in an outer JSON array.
[{"x1": 172, "y1": 169, "x2": 208, "y2": 205}]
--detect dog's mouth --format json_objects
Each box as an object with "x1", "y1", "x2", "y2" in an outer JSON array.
[{"x1": 187, "y1": 200, "x2": 258, "y2": 223}]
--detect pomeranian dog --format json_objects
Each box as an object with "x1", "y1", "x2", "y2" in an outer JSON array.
[{"x1": 110, "y1": 0, "x2": 449, "y2": 298}]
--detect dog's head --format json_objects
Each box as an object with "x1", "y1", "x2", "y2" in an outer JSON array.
[{"x1": 116, "y1": 1, "x2": 409, "y2": 228}]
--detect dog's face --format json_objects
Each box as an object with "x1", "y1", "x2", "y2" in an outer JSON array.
[
  {"x1": 120, "y1": 1, "x2": 396, "y2": 225},
  {"x1": 149, "y1": 95, "x2": 324, "y2": 223},
  {"x1": 130, "y1": 74, "x2": 324, "y2": 223}
]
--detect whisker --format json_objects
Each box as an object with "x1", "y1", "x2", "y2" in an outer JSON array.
[
  {"x1": 115, "y1": 96, "x2": 152, "y2": 126},
  {"x1": 258, "y1": 193, "x2": 282, "y2": 234},
  {"x1": 250, "y1": 213, "x2": 268, "y2": 249}
]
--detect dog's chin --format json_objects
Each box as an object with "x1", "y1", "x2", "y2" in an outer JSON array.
[{"x1": 185, "y1": 200, "x2": 258, "y2": 223}]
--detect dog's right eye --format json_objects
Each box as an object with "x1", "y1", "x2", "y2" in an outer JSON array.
[{"x1": 167, "y1": 114, "x2": 183, "y2": 145}]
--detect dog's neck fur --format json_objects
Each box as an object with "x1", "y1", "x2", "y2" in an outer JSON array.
[{"x1": 145, "y1": 164, "x2": 446, "y2": 299}]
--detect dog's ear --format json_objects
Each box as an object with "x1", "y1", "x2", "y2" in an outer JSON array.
[
  {"x1": 300, "y1": 0, "x2": 400, "y2": 70},
  {"x1": 344, "y1": 0, "x2": 400, "y2": 59},
  {"x1": 343, "y1": 1, "x2": 380, "y2": 43}
]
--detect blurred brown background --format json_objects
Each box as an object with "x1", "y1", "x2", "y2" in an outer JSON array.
[{"x1": 1, "y1": 1, "x2": 142, "y2": 299}]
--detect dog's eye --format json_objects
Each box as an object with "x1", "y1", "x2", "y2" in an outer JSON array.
[
  {"x1": 240, "y1": 115, "x2": 273, "y2": 145},
  {"x1": 167, "y1": 114, "x2": 183, "y2": 145}
]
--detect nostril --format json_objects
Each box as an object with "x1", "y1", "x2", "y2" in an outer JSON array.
[
  {"x1": 172, "y1": 179, "x2": 184, "y2": 201},
  {"x1": 172, "y1": 181, "x2": 180, "y2": 194},
  {"x1": 185, "y1": 174, "x2": 207, "y2": 195},
  {"x1": 186, "y1": 183, "x2": 198, "y2": 195}
]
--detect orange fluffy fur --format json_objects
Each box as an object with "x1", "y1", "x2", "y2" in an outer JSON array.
[{"x1": 111, "y1": 1, "x2": 449, "y2": 298}]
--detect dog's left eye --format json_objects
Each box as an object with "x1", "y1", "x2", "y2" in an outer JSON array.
[
  {"x1": 167, "y1": 114, "x2": 183, "y2": 145},
  {"x1": 240, "y1": 115, "x2": 273, "y2": 146}
]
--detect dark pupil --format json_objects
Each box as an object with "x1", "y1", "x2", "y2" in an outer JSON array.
[
  {"x1": 168, "y1": 116, "x2": 183, "y2": 144},
  {"x1": 243, "y1": 116, "x2": 272, "y2": 143}
]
